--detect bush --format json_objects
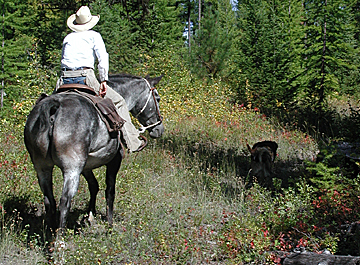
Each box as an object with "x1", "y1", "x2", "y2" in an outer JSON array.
[{"x1": 2, "y1": 50, "x2": 358, "y2": 263}]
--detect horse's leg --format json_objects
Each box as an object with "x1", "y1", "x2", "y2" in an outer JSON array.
[
  {"x1": 82, "y1": 170, "x2": 99, "y2": 215},
  {"x1": 58, "y1": 168, "x2": 82, "y2": 231},
  {"x1": 35, "y1": 165, "x2": 56, "y2": 232},
  {"x1": 105, "y1": 151, "x2": 122, "y2": 226}
]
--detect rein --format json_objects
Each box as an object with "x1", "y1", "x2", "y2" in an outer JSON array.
[{"x1": 136, "y1": 78, "x2": 163, "y2": 133}]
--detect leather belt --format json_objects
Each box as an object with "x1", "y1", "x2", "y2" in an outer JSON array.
[{"x1": 62, "y1": 67, "x2": 92, "y2": 71}]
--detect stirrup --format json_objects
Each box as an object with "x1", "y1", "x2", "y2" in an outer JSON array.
[{"x1": 134, "y1": 135, "x2": 147, "y2": 152}]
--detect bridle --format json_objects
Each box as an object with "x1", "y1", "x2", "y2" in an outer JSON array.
[{"x1": 135, "y1": 78, "x2": 163, "y2": 133}]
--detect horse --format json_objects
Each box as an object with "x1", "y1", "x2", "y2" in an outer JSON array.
[{"x1": 24, "y1": 74, "x2": 164, "y2": 234}]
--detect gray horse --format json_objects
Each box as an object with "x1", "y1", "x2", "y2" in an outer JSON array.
[{"x1": 24, "y1": 74, "x2": 164, "y2": 233}]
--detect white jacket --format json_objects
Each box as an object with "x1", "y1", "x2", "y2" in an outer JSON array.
[{"x1": 61, "y1": 30, "x2": 109, "y2": 82}]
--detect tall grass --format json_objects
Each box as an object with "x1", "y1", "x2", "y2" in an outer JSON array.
[
  {"x1": 1, "y1": 56, "x2": 359, "y2": 263},
  {"x1": 0, "y1": 95, "x2": 319, "y2": 264}
]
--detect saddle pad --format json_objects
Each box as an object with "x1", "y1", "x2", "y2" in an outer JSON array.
[{"x1": 57, "y1": 84, "x2": 97, "y2": 96}]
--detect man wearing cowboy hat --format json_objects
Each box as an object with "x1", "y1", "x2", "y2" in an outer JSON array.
[{"x1": 57, "y1": 6, "x2": 146, "y2": 152}]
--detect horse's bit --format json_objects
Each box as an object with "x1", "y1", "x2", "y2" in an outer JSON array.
[{"x1": 136, "y1": 78, "x2": 163, "y2": 133}]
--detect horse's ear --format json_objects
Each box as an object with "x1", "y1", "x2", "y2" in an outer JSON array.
[
  {"x1": 148, "y1": 74, "x2": 163, "y2": 87},
  {"x1": 246, "y1": 143, "x2": 253, "y2": 154}
]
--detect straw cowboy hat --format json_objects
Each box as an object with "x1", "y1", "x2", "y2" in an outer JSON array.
[{"x1": 67, "y1": 6, "x2": 100, "y2": 32}]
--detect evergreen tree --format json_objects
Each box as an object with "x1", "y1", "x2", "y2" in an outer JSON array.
[
  {"x1": 269, "y1": 0, "x2": 305, "y2": 110},
  {"x1": 301, "y1": 0, "x2": 358, "y2": 109},
  {"x1": 93, "y1": 0, "x2": 184, "y2": 74},
  {"x1": 178, "y1": 0, "x2": 196, "y2": 49},
  {"x1": 234, "y1": 0, "x2": 305, "y2": 111},
  {"x1": 235, "y1": 0, "x2": 270, "y2": 107},
  {"x1": 152, "y1": 0, "x2": 184, "y2": 49},
  {"x1": 0, "y1": 0, "x2": 37, "y2": 110},
  {"x1": 352, "y1": 1, "x2": 360, "y2": 42},
  {"x1": 92, "y1": 2, "x2": 137, "y2": 73},
  {"x1": 188, "y1": 0, "x2": 237, "y2": 80},
  {"x1": 31, "y1": 0, "x2": 74, "y2": 68}
]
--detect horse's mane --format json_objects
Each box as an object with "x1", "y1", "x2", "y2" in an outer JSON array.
[
  {"x1": 108, "y1": 73, "x2": 145, "y2": 90},
  {"x1": 109, "y1": 73, "x2": 143, "y2": 80}
]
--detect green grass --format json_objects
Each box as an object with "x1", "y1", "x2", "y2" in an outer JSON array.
[
  {"x1": 1, "y1": 63, "x2": 360, "y2": 263},
  {"x1": 47, "y1": 143, "x2": 244, "y2": 264},
  {"x1": 0, "y1": 108, "x2": 321, "y2": 264}
]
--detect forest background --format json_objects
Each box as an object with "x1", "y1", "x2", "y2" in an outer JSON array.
[{"x1": 1, "y1": 0, "x2": 360, "y2": 264}]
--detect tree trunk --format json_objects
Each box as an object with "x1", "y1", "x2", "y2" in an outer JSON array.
[
  {"x1": 281, "y1": 251, "x2": 360, "y2": 265},
  {"x1": 188, "y1": 1, "x2": 191, "y2": 50},
  {"x1": 198, "y1": 0, "x2": 201, "y2": 31},
  {"x1": 1, "y1": 11, "x2": 4, "y2": 109},
  {"x1": 319, "y1": 0, "x2": 327, "y2": 106}
]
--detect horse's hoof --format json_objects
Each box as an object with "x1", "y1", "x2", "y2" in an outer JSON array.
[
  {"x1": 54, "y1": 238, "x2": 66, "y2": 250},
  {"x1": 56, "y1": 228, "x2": 66, "y2": 238},
  {"x1": 88, "y1": 211, "x2": 96, "y2": 226}
]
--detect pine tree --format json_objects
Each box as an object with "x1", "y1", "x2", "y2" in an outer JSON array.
[
  {"x1": 0, "y1": 0, "x2": 37, "y2": 110},
  {"x1": 93, "y1": 0, "x2": 184, "y2": 74},
  {"x1": 177, "y1": 0, "x2": 196, "y2": 49},
  {"x1": 233, "y1": 0, "x2": 306, "y2": 111},
  {"x1": 268, "y1": 0, "x2": 305, "y2": 110},
  {"x1": 352, "y1": 1, "x2": 360, "y2": 42},
  {"x1": 301, "y1": 0, "x2": 358, "y2": 109},
  {"x1": 188, "y1": 0, "x2": 237, "y2": 80},
  {"x1": 31, "y1": 0, "x2": 72, "y2": 68},
  {"x1": 151, "y1": 0, "x2": 184, "y2": 49},
  {"x1": 91, "y1": 2, "x2": 137, "y2": 73}
]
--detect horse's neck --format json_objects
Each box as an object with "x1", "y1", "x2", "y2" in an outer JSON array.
[{"x1": 116, "y1": 83, "x2": 145, "y2": 112}]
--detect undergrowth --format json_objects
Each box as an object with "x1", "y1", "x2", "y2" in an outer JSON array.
[{"x1": 0, "y1": 53, "x2": 360, "y2": 264}]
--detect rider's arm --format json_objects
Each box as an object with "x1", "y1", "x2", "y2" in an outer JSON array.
[
  {"x1": 93, "y1": 32, "x2": 109, "y2": 83},
  {"x1": 93, "y1": 32, "x2": 109, "y2": 97}
]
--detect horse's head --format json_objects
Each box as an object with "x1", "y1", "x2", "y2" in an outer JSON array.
[{"x1": 133, "y1": 75, "x2": 164, "y2": 138}]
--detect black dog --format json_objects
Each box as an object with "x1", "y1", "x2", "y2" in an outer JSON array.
[{"x1": 247, "y1": 141, "x2": 278, "y2": 188}]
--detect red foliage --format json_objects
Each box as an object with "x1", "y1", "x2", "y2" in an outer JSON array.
[{"x1": 312, "y1": 189, "x2": 360, "y2": 229}]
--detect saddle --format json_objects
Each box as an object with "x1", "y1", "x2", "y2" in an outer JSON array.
[
  {"x1": 39, "y1": 84, "x2": 125, "y2": 133},
  {"x1": 56, "y1": 83, "x2": 97, "y2": 96}
]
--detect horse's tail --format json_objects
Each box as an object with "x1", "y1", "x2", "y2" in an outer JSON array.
[
  {"x1": 25, "y1": 97, "x2": 61, "y2": 159},
  {"x1": 38, "y1": 99, "x2": 61, "y2": 157}
]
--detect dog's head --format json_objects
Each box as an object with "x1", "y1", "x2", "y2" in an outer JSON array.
[
  {"x1": 247, "y1": 141, "x2": 278, "y2": 187},
  {"x1": 247, "y1": 141, "x2": 278, "y2": 162}
]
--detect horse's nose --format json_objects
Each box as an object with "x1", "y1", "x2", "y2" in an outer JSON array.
[{"x1": 149, "y1": 123, "x2": 164, "y2": 138}]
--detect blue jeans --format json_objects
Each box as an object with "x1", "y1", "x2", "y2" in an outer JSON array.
[{"x1": 63, "y1": 76, "x2": 86, "y2": 85}]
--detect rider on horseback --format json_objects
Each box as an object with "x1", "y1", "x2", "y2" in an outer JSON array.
[{"x1": 56, "y1": 6, "x2": 146, "y2": 152}]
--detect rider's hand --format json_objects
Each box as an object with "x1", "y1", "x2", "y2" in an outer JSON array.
[{"x1": 99, "y1": 81, "x2": 107, "y2": 98}]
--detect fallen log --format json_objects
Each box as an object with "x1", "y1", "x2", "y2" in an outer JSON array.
[{"x1": 281, "y1": 251, "x2": 360, "y2": 265}]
